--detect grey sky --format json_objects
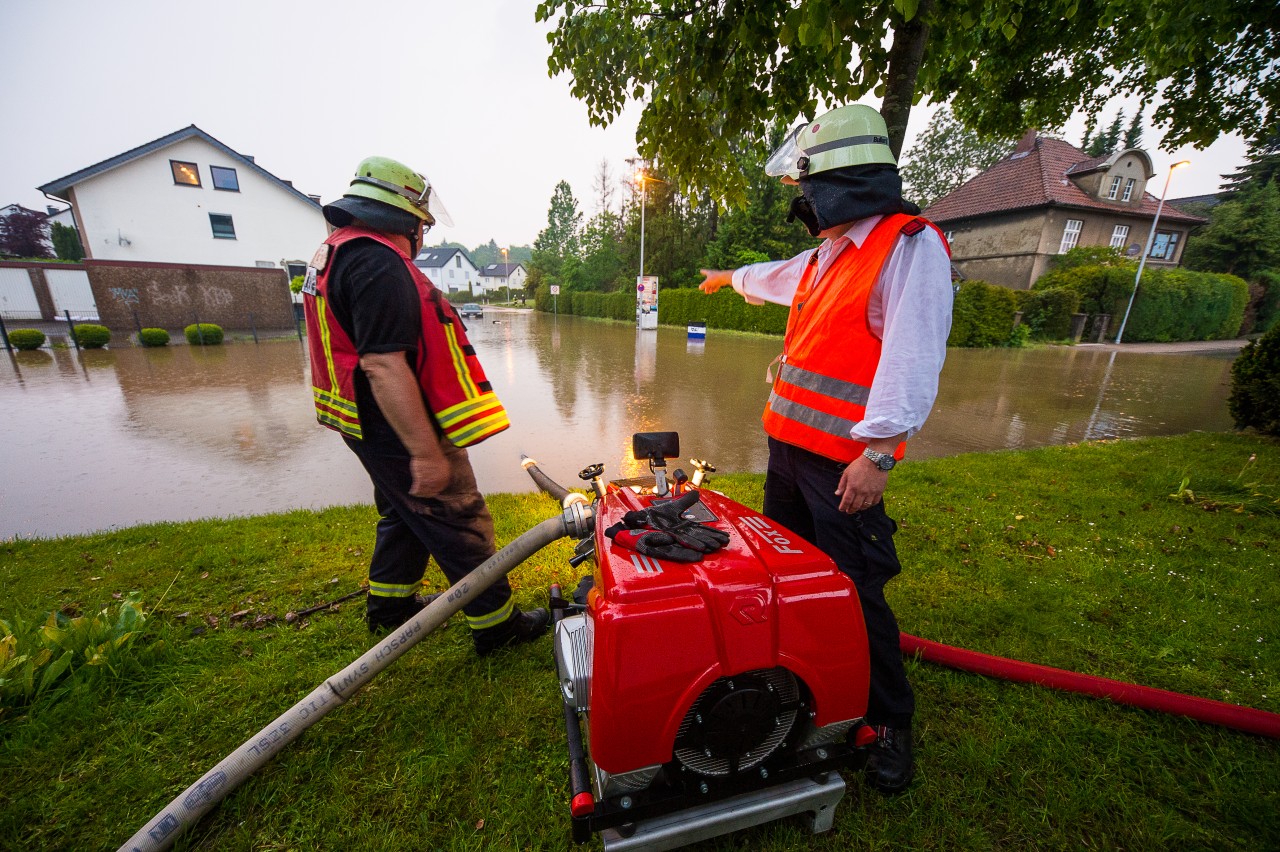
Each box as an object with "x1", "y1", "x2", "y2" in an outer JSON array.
[{"x1": 0, "y1": 0, "x2": 1247, "y2": 249}]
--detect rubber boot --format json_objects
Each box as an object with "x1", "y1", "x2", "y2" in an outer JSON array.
[{"x1": 472, "y1": 607, "x2": 551, "y2": 656}]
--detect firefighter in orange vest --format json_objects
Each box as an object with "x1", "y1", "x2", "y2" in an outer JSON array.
[
  {"x1": 302, "y1": 156, "x2": 549, "y2": 654},
  {"x1": 700, "y1": 105, "x2": 953, "y2": 794}
]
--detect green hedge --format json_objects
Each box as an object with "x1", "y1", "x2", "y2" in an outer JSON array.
[
  {"x1": 138, "y1": 328, "x2": 170, "y2": 347},
  {"x1": 949, "y1": 280, "x2": 1018, "y2": 347},
  {"x1": 1020, "y1": 288, "x2": 1081, "y2": 340},
  {"x1": 9, "y1": 329, "x2": 46, "y2": 351},
  {"x1": 73, "y1": 324, "x2": 111, "y2": 349},
  {"x1": 184, "y1": 323, "x2": 224, "y2": 345},
  {"x1": 533, "y1": 283, "x2": 791, "y2": 334},
  {"x1": 1034, "y1": 263, "x2": 1248, "y2": 342},
  {"x1": 1229, "y1": 322, "x2": 1280, "y2": 435}
]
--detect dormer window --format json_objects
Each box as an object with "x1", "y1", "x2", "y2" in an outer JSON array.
[
  {"x1": 1122, "y1": 178, "x2": 1136, "y2": 201},
  {"x1": 1107, "y1": 176, "x2": 1122, "y2": 200},
  {"x1": 171, "y1": 160, "x2": 201, "y2": 187}
]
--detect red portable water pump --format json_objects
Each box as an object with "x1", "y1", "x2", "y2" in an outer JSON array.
[{"x1": 535, "y1": 432, "x2": 879, "y2": 850}]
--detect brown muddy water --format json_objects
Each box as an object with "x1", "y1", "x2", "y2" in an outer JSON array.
[{"x1": 1, "y1": 308, "x2": 1237, "y2": 539}]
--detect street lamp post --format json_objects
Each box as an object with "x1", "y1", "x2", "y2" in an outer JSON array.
[
  {"x1": 501, "y1": 246, "x2": 509, "y2": 303},
  {"x1": 1115, "y1": 160, "x2": 1190, "y2": 344}
]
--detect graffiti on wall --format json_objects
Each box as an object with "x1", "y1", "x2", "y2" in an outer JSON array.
[{"x1": 109, "y1": 287, "x2": 140, "y2": 305}]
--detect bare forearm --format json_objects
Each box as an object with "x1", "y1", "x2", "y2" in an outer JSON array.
[{"x1": 359, "y1": 352, "x2": 443, "y2": 462}]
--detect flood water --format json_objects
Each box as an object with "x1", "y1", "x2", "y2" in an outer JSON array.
[{"x1": 1, "y1": 308, "x2": 1236, "y2": 539}]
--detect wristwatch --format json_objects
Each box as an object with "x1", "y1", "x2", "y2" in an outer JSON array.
[{"x1": 862, "y1": 448, "x2": 897, "y2": 471}]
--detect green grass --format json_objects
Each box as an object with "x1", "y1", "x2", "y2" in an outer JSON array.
[{"x1": 1, "y1": 433, "x2": 1277, "y2": 851}]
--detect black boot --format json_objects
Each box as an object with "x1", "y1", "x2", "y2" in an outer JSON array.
[
  {"x1": 473, "y1": 607, "x2": 551, "y2": 656},
  {"x1": 366, "y1": 592, "x2": 441, "y2": 634},
  {"x1": 865, "y1": 725, "x2": 914, "y2": 795}
]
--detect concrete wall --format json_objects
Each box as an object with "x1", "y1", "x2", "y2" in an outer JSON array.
[
  {"x1": 70, "y1": 136, "x2": 327, "y2": 267},
  {"x1": 86, "y1": 260, "x2": 294, "y2": 331}
]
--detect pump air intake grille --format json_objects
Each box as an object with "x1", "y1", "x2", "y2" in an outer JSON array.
[{"x1": 673, "y1": 667, "x2": 800, "y2": 777}]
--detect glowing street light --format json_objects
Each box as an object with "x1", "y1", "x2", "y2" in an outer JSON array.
[{"x1": 1115, "y1": 160, "x2": 1190, "y2": 344}]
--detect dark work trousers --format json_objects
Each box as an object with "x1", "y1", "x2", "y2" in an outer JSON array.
[
  {"x1": 763, "y1": 437, "x2": 915, "y2": 729},
  {"x1": 344, "y1": 435, "x2": 514, "y2": 628}
]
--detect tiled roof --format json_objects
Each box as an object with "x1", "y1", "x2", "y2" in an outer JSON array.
[
  {"x1": 37, "y1": 125, "x2": 321, "y2": 209},
  {"x1": 482, "y1": 263, "x2": 523, "y2": 276},
  {"x1": 923, "y1": 135, "x2": 1205, "y2": 226}
]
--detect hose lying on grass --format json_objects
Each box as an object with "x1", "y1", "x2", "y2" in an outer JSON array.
[
  {"x1": 119, "y1": 504, "x2": 594, "y2": 852},
  {"x1": 900, "y1": 633, "x2": 1280, "y2": 739}
]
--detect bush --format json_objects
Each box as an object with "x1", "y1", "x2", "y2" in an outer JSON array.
[
  {"x1": 1020, "y1": 288, "x2": 1081, "y2": 339},
  {"x1": 138, "y1": 328, "x2": 170, "y2": 347},
  {"x1": 73, "y1": 324, "x2": 111, "y2": 349},
  {"x1": 8, "y1": 329, "x2": 45, "y2": 351},
  {"x1": 184, "y1": 323, "x2": 224, "y2": 345},
  {"x1": 1229, "y1": 322, "x2": 1280, "y2": 435},
  {"x1": 949, "y1": 280, "x2": 1019, "y2": 347},
  {"x1": 290, "y1": 275, "x2": 305, "y2": 294},
  {"x1": 1251, "y1": 270, "x2": 1280, "y2": 334}
]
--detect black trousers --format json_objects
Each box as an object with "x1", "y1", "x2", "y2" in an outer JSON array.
[
  {"x1": 345, "y1": 435, "x2": 515, "y2": 630},
  {"x1": 763, "y1": 437, "x2": 915, "y2": 729}
]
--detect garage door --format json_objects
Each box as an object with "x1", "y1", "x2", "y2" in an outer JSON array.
[
  {"x1": 44, "y1": 268, "x2": 98, "y2": 320},
  {"x1": 0, "y1": 268, "x2": 41, "y2": 320}
]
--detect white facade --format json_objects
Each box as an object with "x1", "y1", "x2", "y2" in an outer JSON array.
[
  {"x1": 414, "y1": 248, "x2": 481, "y2": 295},
  {"x1": 40, "y1": 129, "x2": 327, "y2": 270},
  {"x1": 479, "y1": 263, "x2": 527, "y2": 293}
]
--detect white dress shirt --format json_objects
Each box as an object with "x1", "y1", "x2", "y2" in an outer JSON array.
[{"x1": 730, "y1": 215, "x2": 953, "y2": 441}]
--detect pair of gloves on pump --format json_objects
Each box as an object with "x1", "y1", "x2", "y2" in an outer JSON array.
[{"x1": 605, "y1": 490, "x2": 730, "y2": 563}]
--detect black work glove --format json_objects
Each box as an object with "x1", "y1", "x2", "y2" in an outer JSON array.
[
  {"x1": 605, "y1": 523, "x2": 703, "y2": 563},
  {"x1": 644, "y1": 492, "x2": 730, "y2": 553}
]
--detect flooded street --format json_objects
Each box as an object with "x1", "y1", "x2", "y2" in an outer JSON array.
[{"x1": 1, "y1": 308, "x2": 1237, "y2": 539}]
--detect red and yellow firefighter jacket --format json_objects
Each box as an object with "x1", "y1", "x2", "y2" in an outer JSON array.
[
  {"x1": 761, "y1": 213, "x2": 946, "y2": 463},
  {"x1": 302, "y1": 226, "x2": 510, "y2": 447}
]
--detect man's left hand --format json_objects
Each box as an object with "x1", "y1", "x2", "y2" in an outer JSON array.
[{"x1": 835, "y1": 457, "x2": 889, "y2": 514}]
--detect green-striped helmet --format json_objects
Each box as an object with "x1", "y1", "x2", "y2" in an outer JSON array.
[
  {"x1": 765, "y1": 105, "x2": 896, "y2": 180},
  {"x1": 343, "y1": 156, "x2": 453, "y2": 227}
]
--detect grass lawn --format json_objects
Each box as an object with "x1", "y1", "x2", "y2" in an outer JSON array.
[{"x1": 2, "y1": 432, "x2": 1277, "y2": 851}]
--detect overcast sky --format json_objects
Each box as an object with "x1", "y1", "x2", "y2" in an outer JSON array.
[{"x1": 0, "y1": 0, "x2": 1248, "y2": 249}]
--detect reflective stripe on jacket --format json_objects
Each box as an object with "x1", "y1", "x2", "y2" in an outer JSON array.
[
  {"x1": 302, "y1": 226, "x2": 510, "y2": 447},
  {"x1": 761, "y1": 214, "x2": 945, "y2": 462}
]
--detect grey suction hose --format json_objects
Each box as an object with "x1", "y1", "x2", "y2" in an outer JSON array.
[
  {"x1": 119, "y1": 504, "x2": 594, "y2": 852},
  {"x1": 521, "y1": 454, "x2": 590, "y2": 508}
]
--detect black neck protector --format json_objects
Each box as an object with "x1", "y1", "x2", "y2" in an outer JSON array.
[{"x1": 787, "y1": 165, "x2": 921, "y2": 237}]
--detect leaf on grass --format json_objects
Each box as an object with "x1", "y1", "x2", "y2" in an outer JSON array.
[{"x1": 475, "y1": 819, "x2": 485, "y2": 830}]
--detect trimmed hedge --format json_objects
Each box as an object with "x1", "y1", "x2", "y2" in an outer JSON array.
[
  {"x1": 9, "y1": 329, "x2": 46, "y2": 351},
  {"x1": 184, "y1": 323, "x2": 224, "y2": 345},
  {"x1": 949, "y1": 280, "x2": 1018, "y2": 347},
  {"x1": 533, "y1": 283, "x2": 791, "y2": 334},
  {"x1": 73, "y1": 324, "x2": 111, "y2": 349},
  {"x1": 1020, "y1": 288, "x2": 1081, "y2": 340},
  {"x1": 1229, "y1": 322, "x2": 1280, "y2": 435},
  {"x1": 1034, "y1": 263, "x2": 1248, "y2": 342},
  {"x1": 138, "y1": 328, "x2": 170, "y2": 347}
]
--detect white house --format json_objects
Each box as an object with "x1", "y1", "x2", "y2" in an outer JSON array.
[
  {"x1": 37, "y1": 125, "x2": 327, "y2": 277},
  {"x1": 479, "y1": 262, "x2": 527, "y2": 294},
  {"x1": 414, "y1": 246, "x2": 481, "y2": 296}
]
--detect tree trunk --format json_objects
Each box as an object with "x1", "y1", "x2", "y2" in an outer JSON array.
[{"x1": 880, "y1": 0, "x2": 934, "y2": 160}]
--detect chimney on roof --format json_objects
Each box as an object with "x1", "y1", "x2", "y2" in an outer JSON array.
[{"x1": 1015, "y1": 129, "x2": 1038, "y2": 154}]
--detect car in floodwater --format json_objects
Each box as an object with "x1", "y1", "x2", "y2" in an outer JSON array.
[{"x1": 460, "y1": 303, "x2": 484, "y2": 319}]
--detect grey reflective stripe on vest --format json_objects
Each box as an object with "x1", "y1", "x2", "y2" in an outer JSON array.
[
  {"x1": 778, "y1": 362, "x2": 871, "y2": 406},
  {"x1": 767, "y1": 390, "x2": 861, "y2": 440}
]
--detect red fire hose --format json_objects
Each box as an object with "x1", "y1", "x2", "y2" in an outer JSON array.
[{"x1": 900, "y1": 633, "x2": 1280, "y2": 739}]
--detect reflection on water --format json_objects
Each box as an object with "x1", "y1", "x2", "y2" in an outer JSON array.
[{"x1": 0, "y1": 310, "x2": 1235, "y2": 538}]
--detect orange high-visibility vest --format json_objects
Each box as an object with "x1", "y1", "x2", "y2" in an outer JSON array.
[
  {"x1": 302, "y1": 226, "x2": 509, "y2": 447},
  {"x1": 761, "y1": 214, "x2": 946, "y2": 462}
]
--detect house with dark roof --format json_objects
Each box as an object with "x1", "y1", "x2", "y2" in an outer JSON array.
[
  {"x1": 37, "y1": 125, "x2": 326, "y2": 275},
  {"x1": 923, "y1": 131, "x2": 1206, "y2": 290},
  {"x1": 479, "y1": 262, "x2": 527, "y2": 294},
  {"x1": 413, "y1": 246, "x2": 481, "y2": 295}
]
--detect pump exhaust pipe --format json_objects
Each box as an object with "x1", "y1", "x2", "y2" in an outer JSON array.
[{"x1": 119, "y1": 503, "x2": 594, "y2": 852}]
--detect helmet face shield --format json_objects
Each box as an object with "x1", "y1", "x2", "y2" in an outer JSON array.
[
  {"x1": 345, "y1": 156, "x2": 455, "y2": 229},
  {"x1": 765, "y1": 124, "x2": 808, "y2": 179},
  {"x1": 415, "y1": 183, "x2": 454, "y2": 228}
]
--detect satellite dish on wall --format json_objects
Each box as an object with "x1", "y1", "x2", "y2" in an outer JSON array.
[{"x1": 1126, "y1": 243, "x2": 1141, "y2": 257}]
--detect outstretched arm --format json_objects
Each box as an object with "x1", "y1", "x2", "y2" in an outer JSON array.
[{"x1": 698, "y1": 268, "x2": 736, "y2": 294}]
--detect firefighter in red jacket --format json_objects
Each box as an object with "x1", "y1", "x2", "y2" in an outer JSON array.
[
  {"x1": 700, "y1": 105, "x2": 953, "y2": 794},
  {"x1": 302, "y1": 156, "x2": 549, "y2": 654}
]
